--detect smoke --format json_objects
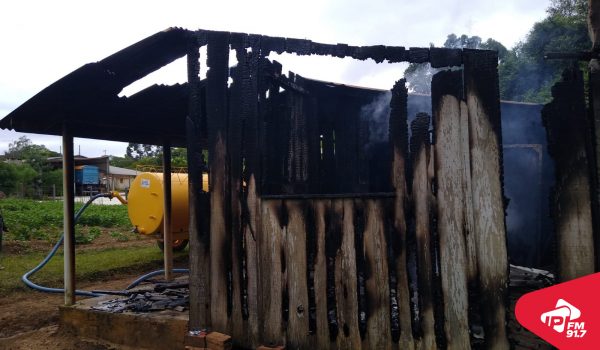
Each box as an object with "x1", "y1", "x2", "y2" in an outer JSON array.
[{"x1": 360, "y1": 91, "x2": 391, "y2": 147}]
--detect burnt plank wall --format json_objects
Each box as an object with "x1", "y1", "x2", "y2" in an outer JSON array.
[
  {"x1": 543, "y1": 67, "x2": 595, "y2": 281},
  {"x1": 186, "y1": 30, "x2": 511, "y2": 349}
]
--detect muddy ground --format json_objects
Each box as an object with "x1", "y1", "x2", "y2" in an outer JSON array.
[
  {"x1": 0, "y1": 274, "x2": 148, "y2": 350},
  {"x1": 0, "y1": 236, "x2": 187, "y2": 350}
]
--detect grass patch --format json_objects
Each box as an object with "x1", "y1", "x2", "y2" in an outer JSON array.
[{"x1": 0, "y1": 245, "x2": 188, "y2": 295}]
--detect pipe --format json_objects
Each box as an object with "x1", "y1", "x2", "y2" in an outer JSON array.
[
  {"x1": 125, "y1": 268, "x2": 190, "y2": 290},
  {"x1": 21, "y1": 192, "x2": 190, "y2": 297},
  {"x1": 111, "y1": 191, "x2": 128, "y2": 205},
  {"x1": 21, "y1": 193, "x2": 111, "y2": 297}
]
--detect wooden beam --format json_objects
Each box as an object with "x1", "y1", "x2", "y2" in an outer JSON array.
[{"x1": 62, "y1": 123, "x2": 75, "y2": 306}]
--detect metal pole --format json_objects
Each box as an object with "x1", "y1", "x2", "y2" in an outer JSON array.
[
  {"x1": 62, "y1": 124, "x2": 75, "y2": 305},
  {"x1": 163, "y1": 142, "x2": 173, "y2": 281}
]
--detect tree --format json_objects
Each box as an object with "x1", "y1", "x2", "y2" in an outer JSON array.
[
  {"x1": 125, "y1": 142, "x2": 162, "y2": 160},
  {"x1": 499, "y1": 0, "x2": 589, "y2": 102},
  {"x1": 404, "y1": 34, "x2": 508, "y2": 94}
]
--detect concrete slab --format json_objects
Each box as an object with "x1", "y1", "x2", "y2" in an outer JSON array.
[{"x1": 59, "y1": 295, "x2": 188, "y2": 350}]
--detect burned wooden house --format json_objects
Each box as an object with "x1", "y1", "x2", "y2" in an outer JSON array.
[{"x1": 2, "y1": 27, "x2": 594, "y2": 350}]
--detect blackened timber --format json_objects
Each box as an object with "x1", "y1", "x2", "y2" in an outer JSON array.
[
  {"x1": 432, "y1": 69, "x2": 470, "y2": 350},
  {"x1": 325, "y1": 202, "x2": 342, "y2": 342},
  {"x1": 408, "y1": 48, "x2": 430, "y2": 63},
  {"x1": 284, "y1": 200, "x2": 311, "y2": 348},
  {"x1": 362, "y1": 199, "x2": 392, "y2": 350},
  {"x1": 430, "y1": 48, "x2": 463, "y2": 68},
  {"x1": 186, "y1": 45, "x2": 211, "y2": 330},
  {"x1": 260, "y1": 200, "x2": 286, "y2": 346},
  {"x1": 335, "y1": 199, "x2": 361, "y2": 349},
  {"x1": 206, "y1": 31, "x2": 232, "y2": 334},
  {"x1": 409, "y1": 113, "x2": 438, "y2": 350},
  {"x1": 589, "y1": 59, "x2": 600, "y2": 272},
  {"x1": 542, "y1": 67, "x2": 595, "y2": 280},
  {"x1": 192, "y1": 30, "x2": 462, "y2": 66},
  {"x1": 314, "y1": 200, "x2": 332, "y2": 349},
  {"x1": 228, "y1": 45, "x2": 246, "y2": 345},
  {"x1": 241, "y1": 42, "x2": 261, "y2": 347},
  {"x1": 463, "y1": 49, "x2": 510, "y2": 350},
  {"x1": 388, "y1": 79, "x2": 414, "y2": 349}
]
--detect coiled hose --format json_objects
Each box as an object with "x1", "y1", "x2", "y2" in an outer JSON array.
[{"x1": 21, "y1": 193, "x2": 189, "y2": 297}]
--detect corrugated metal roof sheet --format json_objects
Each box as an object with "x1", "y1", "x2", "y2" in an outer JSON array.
[{"x1": 0, "y1": 27, "x2": 193, "y2": 147}]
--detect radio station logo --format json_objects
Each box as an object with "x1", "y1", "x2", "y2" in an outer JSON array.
[{"x1": 540, "y1": 299, "x2": 586, "y2": 337}]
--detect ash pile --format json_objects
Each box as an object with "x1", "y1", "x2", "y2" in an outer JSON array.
[{"x1": 91, "y1": 281, "x2": 189, "y2": 313}]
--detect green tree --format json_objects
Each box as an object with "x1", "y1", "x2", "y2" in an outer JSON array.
[
  {"x1": 404, "y1": 34, "x2": 508, "y2": 94},
  {"x1": 499, "y1": 0, "x2": 588, "y2": 102},
  {"x1": 0, "y1": 162, "x2": 16, "y2": 194}
]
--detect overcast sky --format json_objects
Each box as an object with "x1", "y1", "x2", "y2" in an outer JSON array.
[{"x1": 0, "y1": 0, "x2": 550, "y2": 157}]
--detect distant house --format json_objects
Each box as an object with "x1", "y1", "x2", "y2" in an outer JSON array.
[
  {"x1": 106, "y1": 166, "x2": 137, "y2": 191},
  {"x1": 47, "y1": 156, "x2": 137, "y2": 192}
]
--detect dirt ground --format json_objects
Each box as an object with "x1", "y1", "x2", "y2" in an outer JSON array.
[
  {"x1": 0, "y1": 273, "x2": 149, "y2": 350},
  {"x1": 0, "y1": 235, "x2": 185, "y2": 350}
]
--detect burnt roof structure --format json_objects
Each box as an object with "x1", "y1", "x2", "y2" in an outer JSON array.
[{"x1": 0, "y1": 27, "x2": 462, "y2": 146}]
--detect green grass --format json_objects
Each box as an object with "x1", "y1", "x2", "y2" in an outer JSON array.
[{"x1": 0, "y1": 246, "x2": 188, "y2": 295}]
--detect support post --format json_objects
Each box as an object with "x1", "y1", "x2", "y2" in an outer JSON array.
[
  {"x1": 62, "y1": 123, "x2": 75, "y2": 306},
  {"x1": 163, "y1": 142, "x2": 173, "y2": 281}
]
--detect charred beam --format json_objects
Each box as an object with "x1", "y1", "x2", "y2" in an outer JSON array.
[{"x1": 463, "y1": 49, "x2": 510, "y2": 350}]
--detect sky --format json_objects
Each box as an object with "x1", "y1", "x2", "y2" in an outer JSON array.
[{"x1": 0, "y1": 0, "x2": 550, "y2": 158}]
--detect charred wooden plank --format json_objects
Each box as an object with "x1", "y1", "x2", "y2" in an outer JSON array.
[
  {"x1": 313, "y1": 200, "x2": 332, "y2": 349},
  {"x1": 385, "y1": 47, "x2": 408, "y2": 63},
  {"x1": 362, "y1": 199, "x2": 392, "y2": 350},
  {"x1": 186, "y1": 44, "x2": 211, "y2": 331},
  {"x1": 261, "y1": 35, "x2": 286, "y2": 55},
  {"x1": 241, "y1": 42, "x2": 262, "y2": 348},
  {"x1": 388, "y1": 79, "x2": 415, "y2": 349},
  {"x1": 284, "y1": 200, "x2": 311, "y2": 348},
  {"x1": 408, "y1": 48, "x2": 430, "y2": 64},
  {"x1": 228, "y1": 44, "x2": 246, "y2": 345},
  {"x1": 429, "y1": 48, "x2": 462, "y2": 68},
  {"x1": 259, "y1": 200, "x2": 286, "y2": 347},
  {"x1": 463, "y1": 49, "x2": 510, "y2": 350},
  {"x1": 409, "y1": 113, "x2": 438, "y2": 350},
  {"x1": 542, "y1": 67, "x2": 596, "y2": 280},
  {"x1": 324, "y1": 200, "x2": 343, "y2": 343},
  {"x1": 206, "y1": 31, "x2": 232, "y2": 334},
  {"x1": 432, "y1": 69, "x2": 470, "y2": 350},
  {"x1": 333, "y1": 199, "x2": 361, "y2": 349},
  {"x1": 459, "y1": 99, "x2": 478, "y2": 284},
  {"x1": 589, "y1": 59, "x2": 600, "y2": 272},
  {"x1": 285, "y1": 38, "x2": 312, "y2": 55}
]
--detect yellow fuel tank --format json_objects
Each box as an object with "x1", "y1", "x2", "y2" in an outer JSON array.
[{"x1": 127, "y1": 172, "x2": 208, "y2": 237}]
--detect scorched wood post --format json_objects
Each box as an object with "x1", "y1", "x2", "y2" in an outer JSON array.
[{"x1": 186, "y1": 38, "x2": 211, "y2": 331}]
